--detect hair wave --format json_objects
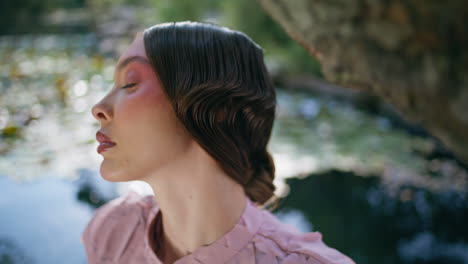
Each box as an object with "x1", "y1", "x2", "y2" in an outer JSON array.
[{"x1": 143, "y1": 21, "x2": 278, "y2": 209}]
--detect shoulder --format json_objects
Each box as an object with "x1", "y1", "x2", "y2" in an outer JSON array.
[
  {"x1": 251, "y1": 210, "x2": 356, "y2": 264},
  {"x1": 81, "y1": 191, "x2": 157, "y2": 261},
  {"x1": 81, "y1": 191, "x2": 152, "y2": 241}
]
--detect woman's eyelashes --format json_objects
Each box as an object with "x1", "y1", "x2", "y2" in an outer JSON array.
[{"x1": 121, "y1": 83, "x2": 137, "y2": 89}]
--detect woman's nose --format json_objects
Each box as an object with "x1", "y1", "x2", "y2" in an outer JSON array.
[{"x1": 91, "y1": 101, "x2": 112, "y2": 123}]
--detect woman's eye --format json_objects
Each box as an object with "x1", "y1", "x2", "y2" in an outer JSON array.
[{"x1": 121, "y1": 83, "x2": 137, "y2": 89}]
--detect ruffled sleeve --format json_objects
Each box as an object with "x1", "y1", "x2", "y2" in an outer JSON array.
[
  {"x1": 81, "y1": 191, "x2": 148, "y2": 264},
  {"x1": 251, "y1": 211, "x2": 356, "y2": 264},
  {"x1": 285, "y1": 232, "x2": 355, "y2": 264}
]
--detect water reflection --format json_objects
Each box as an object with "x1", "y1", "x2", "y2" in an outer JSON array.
[
  {"x1": 1, "y1": 169, "x2": 466, "y2": 264},
  {"x1": 272, "y1": 88, "x2": 468, "y2": 196},
  {"x1": 0, "y1": 175, "x2": 92, "y2": 263},
  {"x1": 274, "y1": 170, "x2": 468, "y2": 264},
  {"x1": 0, "y1": 237, "x2": 34, "y2": 264}
]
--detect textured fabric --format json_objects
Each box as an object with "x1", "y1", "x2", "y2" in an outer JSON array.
[{"x1": 82, "y1": 191, "x2": 356, "y2": 264}]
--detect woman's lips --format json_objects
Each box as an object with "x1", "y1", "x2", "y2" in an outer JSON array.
[
  {"x1": 96, "y1": 131, "x2": 117, "y2": 154},
  {"x1": 97, "y1": 142, "x2": 116, "y2": 154}
]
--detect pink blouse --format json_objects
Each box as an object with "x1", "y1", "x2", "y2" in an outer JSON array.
[{"x1": 81, "y1": 191, "x2": 355, "y2": 263}]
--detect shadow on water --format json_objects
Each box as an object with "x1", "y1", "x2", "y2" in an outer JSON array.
[
  {"x1": 0, "y1": 237, "x2": 33, "y2": 264},
  {"x1": 274, "y1": 170, "x2": 468, "y2": 264}
]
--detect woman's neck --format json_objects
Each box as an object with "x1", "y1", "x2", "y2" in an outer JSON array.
[{"x1": 143, "y1": 144, "x2": 248, "y2": 262}]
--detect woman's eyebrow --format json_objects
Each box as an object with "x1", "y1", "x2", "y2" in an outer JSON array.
[{"x1": 115, "y1": 55, "x2": 150, "y2": 74}]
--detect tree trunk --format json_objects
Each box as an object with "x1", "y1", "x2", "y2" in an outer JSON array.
[{"x1": 258, "y1": 0, "x2": 468, "y2": 165}]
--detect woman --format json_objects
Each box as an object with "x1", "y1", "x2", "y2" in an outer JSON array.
[{"x1": 83, "y1": 21, "x2": 356, "y2": 264}]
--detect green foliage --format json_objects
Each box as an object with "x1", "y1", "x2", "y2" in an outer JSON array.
[
  {"x1": 220, "y1": 0, "x2": 321, "y2": 75},
  {"x1": 1, "y1": 0, "x2": 322, "y2": 75},
  {"x1": 147, "y1": 0, "x2": 322, "y2": 76},
  {"x1": 149, "y1": 0, "x2": 221, "y2": 22},
  {"x1": 0, "y1": 0, "x2": 87, "y2": 34},
  {"x1": 1, "y1": 126, "x2": 20, "y2": 139}
]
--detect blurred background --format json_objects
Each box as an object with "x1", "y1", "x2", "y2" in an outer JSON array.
[{"x1": 1, "y1": 0, "x2": 467, "y2": 263}]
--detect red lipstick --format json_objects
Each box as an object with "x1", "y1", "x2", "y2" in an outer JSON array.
[{"x1": 96, "y1": 131, "x2": 116, "y2": 154}]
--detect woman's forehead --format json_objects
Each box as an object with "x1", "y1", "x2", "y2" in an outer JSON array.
[{"x1": 118, "y1": 34, "x2": 147, "y2": 64}]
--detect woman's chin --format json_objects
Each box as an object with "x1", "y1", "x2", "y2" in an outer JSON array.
[{"x1": 99, "y1": 162, "x2": 129, "y2": 182}]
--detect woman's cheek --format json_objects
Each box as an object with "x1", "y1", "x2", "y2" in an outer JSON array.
[{"x1": 117, "y1": 83, "x2": 167, "y2": 123}]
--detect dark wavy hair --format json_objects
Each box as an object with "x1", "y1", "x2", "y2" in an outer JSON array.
[{"x1": 143, "y1": 21, "x2": 278, "y2": 209}]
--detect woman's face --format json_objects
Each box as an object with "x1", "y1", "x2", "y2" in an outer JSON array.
[{"x1": 91, "y1": 33, "x2": 194, "y2": 182}]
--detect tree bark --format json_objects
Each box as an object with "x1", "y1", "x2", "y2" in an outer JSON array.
[{"x1": 258, "y1": 0, "x2": 468, "y2": 165}]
